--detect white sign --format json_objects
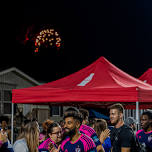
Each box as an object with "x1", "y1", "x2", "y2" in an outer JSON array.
[{"x1": 77, "y1": 73, "x2": 94, "y2": 86}]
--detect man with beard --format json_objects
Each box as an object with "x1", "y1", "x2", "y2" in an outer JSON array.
[
  {"x1": 136, "y1": 110, "x2": 152, "y2": 152},
  {"x1": 109, "y1": 103, "x2": 136, "y2": 152},
  {"x1": 59, "y1": 110, "x2": 98, "y2": 152}
]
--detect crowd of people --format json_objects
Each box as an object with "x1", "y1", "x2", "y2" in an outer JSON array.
[{"x1": 0, "y1": 103, "x2": 152, "y2": 152}]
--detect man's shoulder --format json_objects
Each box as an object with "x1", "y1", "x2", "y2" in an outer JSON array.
[
  {"x1": 120, "y1": 125, "x2": 134, "y2": 136},
  {"x1": 136, "y1": 129, "x2": 144, "y2": 137},
  {"x1": 119, "y1": 124, "x2": 132, "y2": 132},
  {"x1": 80, "y1": 124, "x2": 94, "y2": 131},
  {"x1": 111, "y1": 125, "x2": 134, "y2": 139},
  {"x1": 111, "y1": 125, "x2": 129, "y2": 133},
  {"x1": 80, "y1": 124, "x2": 96, "y2": 135},
  {"x1": 14, "y1": 138, "x2": 26, "y2": 145},
  {"x1": 39, "y1": 137, "x2": 54, "y2": 149},
  {"x1": 80, "y1": 134, "x2": 96, "y2": 150},
  {"x1": 13, "y1": 138, "x2": 28, "y2": 151},
  {"x1": 121, "y1": 124, "x2": 131, "y2": 129},
  {"x1": 61, "y1": 136, "x2": 70, "y2": 144},
  {"x1": 60, "y1": 137, "x2": 70, "y2": 150},
  {"x1": 80, "y1": 134, "x2": 95, "y2": 143}
]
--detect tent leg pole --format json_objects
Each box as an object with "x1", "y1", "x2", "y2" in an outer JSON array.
[
  {"x1": 136, "y1": 101, "x2": 139, "y2": 130},
  {"x1": 11, "y1": 103, "x2": 14, "y2": 144}
]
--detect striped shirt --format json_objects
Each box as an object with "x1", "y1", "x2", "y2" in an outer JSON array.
[
  {"x1": 60, "y1": 134, "x2": 97, "y2": 152},
  {"x1": 136, "y1": 129, "x2": 152, "y2": 151},
  {"x1": 38, "y1": 138, "x2": 58, "y2": 152},
  {"x1": 79, "y1": 124, "x2": 101, "y2": 147}
]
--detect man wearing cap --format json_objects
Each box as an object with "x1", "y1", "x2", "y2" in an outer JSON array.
[{"x1": 124, "y1": 117, "x2": 137, "y2": 133}]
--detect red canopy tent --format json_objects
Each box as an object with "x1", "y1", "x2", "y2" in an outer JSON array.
[
  {"x1": 11, "y1": 56, "x2": 152, "y2": 143},
  {"x1": 139, "y1": 68, "x2": 152, "y2": 85},
  {"x1": 12, "y1": 56, "x2": 152, "y2": 108}
]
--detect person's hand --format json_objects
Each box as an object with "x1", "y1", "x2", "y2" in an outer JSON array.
[
  {"x1": 48, "y1": 142, "x2": 55, "y2": 151},
  {"x1": 99, "y1": 129, "x2": 110, "y2": 144},
  {"x1": 49, "y1": 145, "x2": 60, "y2": 152},
  {"x1": 39, "y1": 136, "x2": 45, "y2": 143},
  {"x1": 0, "y1": 129, "x2": 8, "y2": 143}
]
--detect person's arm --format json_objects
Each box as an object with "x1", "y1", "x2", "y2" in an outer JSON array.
[
  {"x1": 96, "y1": 144, "x2": 105, "y2": 152},
  {"x1": 110, "y1": 147, "x2": 130, "y2": 152},
  {"x1": 7, "y1": 129, "x2": 11, "y2": 141},
  {"x1": 89, "y1": 136, "x2": 105, "y2": 152},
  {"x1": 102, "y1": 137, "x2": 111, "y2": 152},
  {"x1": 91, "y1": 132, "x2": 104, "y2": 152},
  {"x1": 121, "y1": 147, "x2": 131, "y2": 152}
]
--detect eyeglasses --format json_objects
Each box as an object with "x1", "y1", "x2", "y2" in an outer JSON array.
[{"x1": 51, "y1": 131, "x2": 62, "y2": 136}]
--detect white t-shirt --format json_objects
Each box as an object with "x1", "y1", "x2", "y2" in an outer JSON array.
[{"x1": 13, "y1": 138, "x2": 29, "y2": 152}]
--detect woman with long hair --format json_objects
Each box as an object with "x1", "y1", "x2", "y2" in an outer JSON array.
[
  {"x1": 13, "y1": 121, "x2": 40, "y2": 152},
  {"x1": 94, "y1": 119, "x2": 111, "y2": 152}
]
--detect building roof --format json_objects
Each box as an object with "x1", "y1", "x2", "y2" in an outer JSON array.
[{"x1": 0, "y1": 67, "x2": 41, "y2": 86}]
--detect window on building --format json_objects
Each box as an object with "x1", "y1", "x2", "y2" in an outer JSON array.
[
  {"x1": 4, "y1": 90, "x2": 12, "y2": 101},
  {"x1": 4, "y1": 102, "x2": 11, "y2": 114},
  {"x1": 51, "y1": 106, "x2": 60, "y2": 116},
  {"x1": 50, "y1": 106, "x2": 63, "y2": 116},
  {"x1": 3, "y1": 90, "x2": 12, "y2": 114}
]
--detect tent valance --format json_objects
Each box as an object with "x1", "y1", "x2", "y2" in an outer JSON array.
[{"x1": 12, "y1": 57, "x2": 152, "y2": 107}]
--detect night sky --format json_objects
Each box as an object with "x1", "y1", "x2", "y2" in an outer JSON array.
[{"x1": 6, "y1": 0, "x2": 152, "y2": 82}]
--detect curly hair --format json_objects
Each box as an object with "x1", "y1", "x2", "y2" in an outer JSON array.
[
  {"x1": 64, "y1": 110, "x2": 83, "y2": 125},
  {"x1": 41, "y1": 119, "x2": 54, "y2": 135}
]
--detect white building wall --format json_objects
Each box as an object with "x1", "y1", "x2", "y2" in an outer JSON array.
[{"x1": 0, "y1": 69, "x2": 50, "y2": 123}]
